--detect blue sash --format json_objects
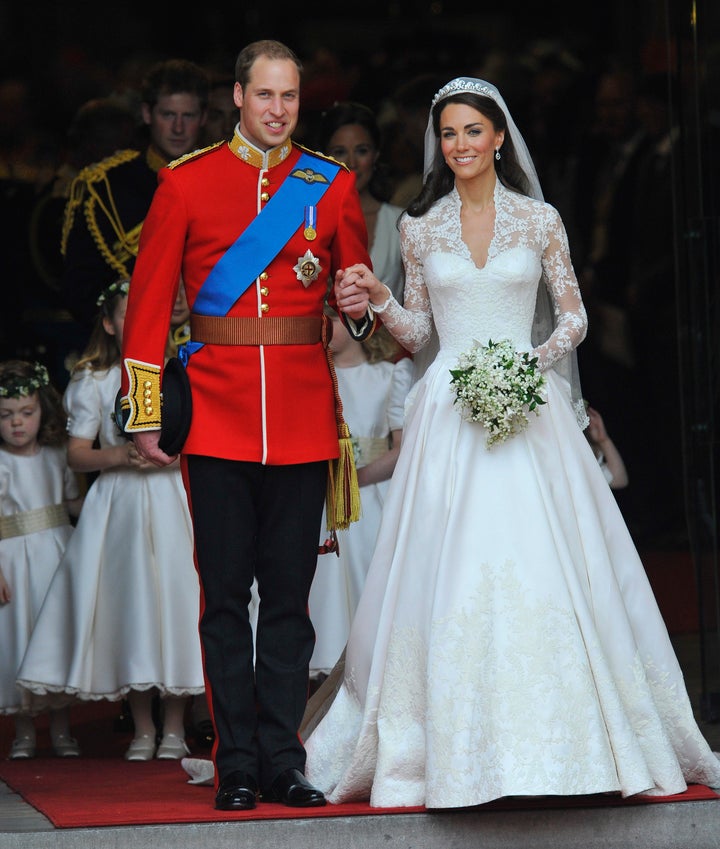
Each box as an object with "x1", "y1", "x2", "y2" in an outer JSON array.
[{"x1": 179, "y1": 152, "x2": 341, "y2": 364}]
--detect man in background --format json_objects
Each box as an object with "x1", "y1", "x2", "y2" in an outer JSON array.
[{"x1": 61, "y1": 58, "x2": 209, "y2": 334}]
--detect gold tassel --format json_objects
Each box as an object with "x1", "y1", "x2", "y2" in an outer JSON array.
[
  {"x1": 323, "y1": 315, "x2": 362, "y2": 534},
  {"x1": 327, "y1": 422, "x2": 362, "y2": 531}
]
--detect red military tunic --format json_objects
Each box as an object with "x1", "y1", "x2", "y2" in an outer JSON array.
[{"x1": 120, "y1": 136, "x2": 372, "y2": 465}]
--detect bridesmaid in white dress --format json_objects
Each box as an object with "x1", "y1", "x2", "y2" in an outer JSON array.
[
  {"x1": 309, "y1": 310, "x2": 412, "y2": 678},
  {"x1": 304, "y1": 78, "x2": 720, "y2": 808},
  {"x1": 17, "y1": 280, "x2": 205, "y2": 761},
  {"x1": 307, "y1": 101, "x2": 412, "y2": 680},
  {"x1": 0, "y1": 360, "x2": 83, "y2": 759}
]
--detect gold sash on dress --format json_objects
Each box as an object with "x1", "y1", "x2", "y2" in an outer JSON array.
[{"x1": 0, "y1": 503, "x2": 70, "y2": 540}]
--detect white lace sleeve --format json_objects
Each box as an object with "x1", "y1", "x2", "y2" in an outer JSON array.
[
  {"x1": 370, "y1": 216, "x2": 433, "y2": 354},
  {"x1": 530, "y1": 205, "x2": 588, "y2": 372}
]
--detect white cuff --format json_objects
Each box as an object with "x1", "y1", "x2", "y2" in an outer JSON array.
[{"x1": 369, "y1": 295, "x2": 392, "y2": 314}]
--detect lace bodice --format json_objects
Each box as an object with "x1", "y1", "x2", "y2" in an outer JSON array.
[{"x1": 378, "y1": 182, "x2": 587, "y2": 370}]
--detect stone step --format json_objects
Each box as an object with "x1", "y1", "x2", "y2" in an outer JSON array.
[{"x1": 2, "y1": 795, "x2": 719, "y2": 849}]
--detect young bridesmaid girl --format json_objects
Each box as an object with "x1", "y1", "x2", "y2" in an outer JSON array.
[
  {"x1": 17, "y1": 279, "x2": 205, "y2": 760},
  {"x1": 0, "y1": 359, "x2": 84, "y2": 758},
  {"x1": 308, "y1": 309, "x2": 413, "y2": 681}
]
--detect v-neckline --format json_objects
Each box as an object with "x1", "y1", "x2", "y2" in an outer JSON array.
[{"x1": 454, "y1": 186, "x2": 497, "y2": 272}]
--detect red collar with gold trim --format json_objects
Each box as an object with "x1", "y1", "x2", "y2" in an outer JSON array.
[{"x1": 228, "y1": 132, "x2": 292, "y2": 169}]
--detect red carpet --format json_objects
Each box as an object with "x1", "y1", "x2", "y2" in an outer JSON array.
[
  {"x1": 0, "y1": 755, "x2": 717, "y2": 828},
  {"x1": 642, "y1": 549, "x2": 699, "y2": 634},
  {"x1": 1, "y1": 548, "x2": 713, "y2": 828},
  {"x1": 0, "y1": 757, "x2": 425, "y2": 826}
]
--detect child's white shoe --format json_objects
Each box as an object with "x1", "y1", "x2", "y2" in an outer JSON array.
[
  {"x1": 9, "y1": 736, "x2": 36, "y2": 759},
  {"x1": 156, "y1": 733, "x2": 190, "y2": 760},
  {"x1": 52, "y1": 733, "x2": 81, "y2": 758},
  {"x1": 124, "y1": 734, "x2": 156, "y2": 761}
]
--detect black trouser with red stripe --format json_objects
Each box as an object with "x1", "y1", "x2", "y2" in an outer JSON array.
[{"x1": 183, "y1": 455, "x2": 327, "y2": 792}]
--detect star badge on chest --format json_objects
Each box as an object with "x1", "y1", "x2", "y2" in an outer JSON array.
[{"x1": 294, "y1": 249, "x2": 322, "y2": 288}]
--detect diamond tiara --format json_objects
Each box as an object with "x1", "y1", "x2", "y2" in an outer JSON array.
[{"x1": 431, "y1": 78, "x2": 496, "y2": 107}]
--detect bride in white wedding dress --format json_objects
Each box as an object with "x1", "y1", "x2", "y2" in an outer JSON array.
[{"x1": 303, "y1": 78, "x2": 720, "y2": 809}]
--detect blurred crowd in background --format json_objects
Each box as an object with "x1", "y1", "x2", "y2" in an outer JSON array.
[{"x1": 0, "y1": 3, "x2": 705, "y2": 548}]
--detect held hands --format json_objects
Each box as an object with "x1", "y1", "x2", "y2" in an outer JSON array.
[
  {"x1": 335, "y1": 264, "x2": 388, "y2": 318},
  {"x1": 132, "y1": 430, "x2": 178, "y2": 467},
  {"x1": 126, "y1": 440, "x2": 155, "y2": 470}
]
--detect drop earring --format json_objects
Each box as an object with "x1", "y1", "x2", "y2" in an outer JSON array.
[{"x1": 495, "y1": 148, "x2": 501, "y2": 161}]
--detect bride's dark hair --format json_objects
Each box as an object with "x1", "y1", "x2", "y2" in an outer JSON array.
[{"x1": 406, "y1": 92, "x2": 532, "y2": 218}]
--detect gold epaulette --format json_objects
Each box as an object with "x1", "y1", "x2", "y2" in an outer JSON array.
[
  {"x1": 295, "y1": 142, "x2": 350, "y2": 173},
  {"x1": 121, "y1": 358, "x2": 162, "y2": 432},
  {"x1": 60, "y1": 149, "x2": 141, "y2": 262},
  {"x1": 76, "y1": 149, "x2": 141, "y2": 184},
  {"x1": 167, "y1": 141, "x2": 225, "y2": 170}
]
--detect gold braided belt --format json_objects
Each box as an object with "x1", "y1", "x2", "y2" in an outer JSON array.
[
  {"x1": 190, "y1": 315, "x2": 324, "y2": 346},
  {"x1": 0, "y1": 504, "x2": 70, "y2": 540}
]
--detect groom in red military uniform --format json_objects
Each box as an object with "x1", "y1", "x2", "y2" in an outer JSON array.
[{"x1": 119, "y1": 40, "x2": 374, "y2": 810}]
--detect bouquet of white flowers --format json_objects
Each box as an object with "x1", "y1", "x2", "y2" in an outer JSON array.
[{"x1": 449, "y1": 339, "x2": 546, "y2": 448}]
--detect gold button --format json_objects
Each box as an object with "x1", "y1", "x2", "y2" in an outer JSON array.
[
  {"x1": 145, "y1": 405, "x2": 153, "y2": 415},
  {"x1": 143, "y1": 380, "x2": 152, "y2": 389},
  {"x1": 261, "y1": 303, "x2": 269, "y2": 313},
  {"x1": 143, "y1": 388, "x2": 152, "y2": 399},
  {"x1": 260, "y1": 191, "x2": 270, "y2": 202},
  {"x1": 261, "y1": 177, "x2": 270, "y2": 187},
  {"x1": 260, "y1": 286, "x2": 269, "y2": 296},
  {"x1": 259, "y1": 272, "x2": 268, "y2": 281}
]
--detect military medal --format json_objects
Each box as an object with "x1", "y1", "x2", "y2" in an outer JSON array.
[
  {"x1": 303, "y1": 205, "x2": 317, "y2": 241},
  {"x1": 294, "y1": 249, "x2": 322, "y2": 287}
]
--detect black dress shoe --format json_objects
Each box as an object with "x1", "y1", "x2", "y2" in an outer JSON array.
[
  {"x1": 266, "y1": 767, "x2": 326, "y2": 807},
  {"x1": 215, "y1": 771, "x2": 258, "y2": 811}
]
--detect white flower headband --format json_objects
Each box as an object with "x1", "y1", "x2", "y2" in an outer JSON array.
[
  {"x1": 96, "y1": 278, "x2": 130, "y2": 307},
  {"x1": 0, "y1": 362, "x2": 50, "y2": 398}
]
